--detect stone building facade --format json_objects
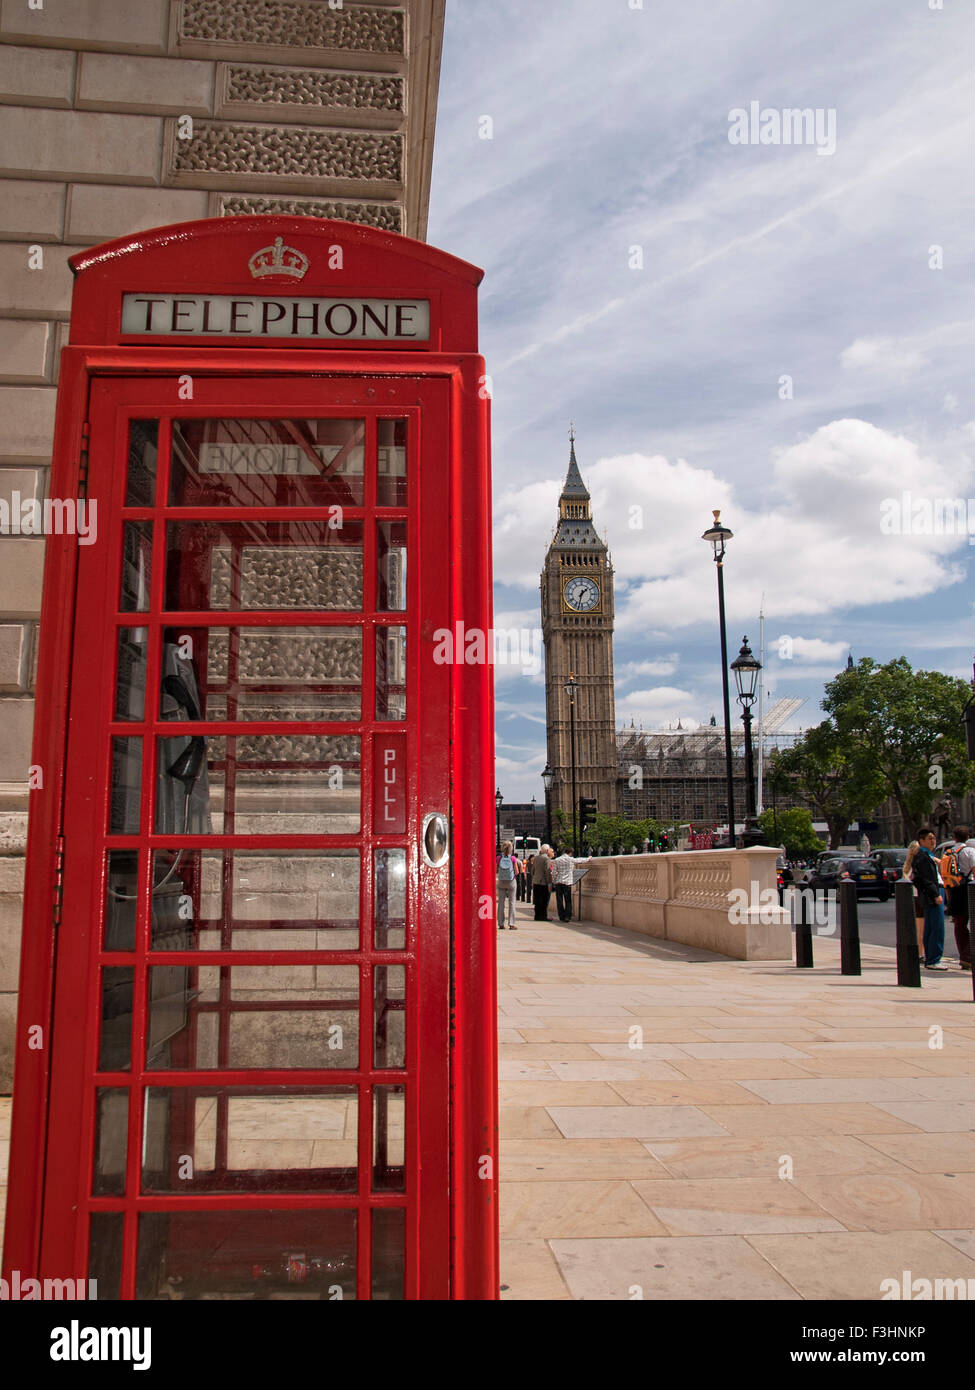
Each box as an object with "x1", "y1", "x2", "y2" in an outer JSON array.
[{"x1": 0, "y1": 0, "x2": 446, "y2": 1089}]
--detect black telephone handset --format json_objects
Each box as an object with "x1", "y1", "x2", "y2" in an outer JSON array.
[{"x1": 162, "y1": 673, "x2": 205, "y2": 791}]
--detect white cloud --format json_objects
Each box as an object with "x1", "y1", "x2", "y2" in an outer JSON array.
[
  {"x1": 840, "y1": 336, "x2": 925, "y2": 374},
  {"x1": 619, "y1": 656, "x2": 680, "y2": 680},
  {"x1": 771, "y1": 636, "x2": 849, "y2": 665}
]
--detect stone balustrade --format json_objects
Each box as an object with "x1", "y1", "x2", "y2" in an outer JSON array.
[{"x1": 578, "y1": 847, "x2": 791, "y2": 960}]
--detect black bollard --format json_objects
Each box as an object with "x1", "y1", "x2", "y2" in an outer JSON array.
[
  {"x1": 839, "y1": 880, "x2": 861, "y2": 976},
  {"x1": 895, "y1": 880, "x2": 921, "y2": 988},
  {"x1": 969, "y1": 882, "x2": 975, "y2": 1003},
  {"x1": 795, "y1": 886, "x2": 814, "y2": 968}
]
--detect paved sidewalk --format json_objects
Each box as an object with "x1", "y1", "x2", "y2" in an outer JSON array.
[
  {"x1": 2, "y1": 899, "x2": 974, "y2": 1300},
  {"x1": 498, "y1": 898, "x2": 975, "y2": 1300}
]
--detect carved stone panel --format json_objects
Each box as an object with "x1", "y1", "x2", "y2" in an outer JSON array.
[
  {"x1": 178, "y1": 1, "x2": 406, "y2": 70},
  {"x1": 219, "y1": 63, "x2": 403, "y2": 128},
  {"x1": 168, "y1": 119, "x2": 402, "y2": 194},
  {"x1": 215, "y1": 193, "x2": 403, "y2": 232}
]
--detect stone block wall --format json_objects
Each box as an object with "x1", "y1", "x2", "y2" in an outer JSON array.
[{"x1": 0, "y1": 0, "x2": 445, "y2": 1090}]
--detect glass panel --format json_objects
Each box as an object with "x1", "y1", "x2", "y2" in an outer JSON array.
[
  {"x1": 372, "y1": 1085, "x2": 405, "y2": 1192},
  {"x1": 150, "y1": 849, "x2": 360, "y2": 951},
  {"x1": 148, "y1": 964, "x2": 360, "y2": 1070},
  {"x1": 115, "y1": 627, "x2": 148, "y2": 721},
  {"x1": 375, "y1": 626, "x2": 405, "y2": 720},
  {"x1": 93, "y1": 1088, "x2": 128, "y2": 1195},
  {"x1": 163, "y1": 626, "x2": 362, "y2": 722},
  {"x1": 104, "y1": 849, "x2": 139, "y2": 951},
  {"x1": 156, "y1": 735, "x2": 361, "y2": 835},
  {"x1": 125, "y1": 419, "x2": 159, "y2": 507},
  {"x1": 89, "y1": 1212, "x2": 124, "y2": 1300},
  {"x1": 374, "y1": 966, "x2": 405, "y2": 1069},
  {"x1": 120, "y1": 521, "x2": 152, "y2": 612},
  {"x1": 109, "y1": 737, "x2": 143, "y2": 834},
  {"x1": 371, "y1": 1209, "x2": 405, "y2": 1300},
  {"x1": 376, "y1": 419, "x2": 407, "y2": 507},
  {"x1": 142, "y1": 1087, "x2": 357, "y2": 1194},
  {"x1": 165, "y1": 521, "x2": 364, "y2": 612},
  {"x1": 374, "y1": 849, "x2": 406, "y2": 950},
  {"x1": 376, "y1": 521, "x2": 406, "y2": 611},
  {"x1": 170, "y1": 418, "x2": 365, "y2": 507},
  {"x1": 99, "y1": 966, "x2": 133, "y2": 1071},
  {"x1": 137, "y1": 1211, "x2": 356, "y2": 1300}
]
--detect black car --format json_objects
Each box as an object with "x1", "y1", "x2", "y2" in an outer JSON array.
[
  {"x1": 869, "y1": 847, "x2": 908, "y2": 889},
  {"x1": 808, "y1": 856, "x2": 891, "y2": 901}
]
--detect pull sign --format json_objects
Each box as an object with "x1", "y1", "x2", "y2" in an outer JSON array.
[{"x1": 374, "y1": 734, "x2": 406, "y2": 834}]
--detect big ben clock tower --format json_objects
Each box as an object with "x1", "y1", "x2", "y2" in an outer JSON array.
[{"x1": 541, "y1": 430, "x2": 619, "y2": 826}]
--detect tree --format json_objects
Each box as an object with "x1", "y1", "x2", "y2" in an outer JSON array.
[
  {"x1": 757, "y1": 806, "x2": 822, "y2": 860},
  {"x1": 770, "y1": 724, "x2": 885, "y2": 849},
  {"x1": 823, "y1": 656, "x2": 975, "y2": 833}
]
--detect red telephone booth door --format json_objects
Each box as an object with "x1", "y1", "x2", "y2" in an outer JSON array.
[{"x1": 37, "y1": 371, "x2": 455, "y2": 1300}]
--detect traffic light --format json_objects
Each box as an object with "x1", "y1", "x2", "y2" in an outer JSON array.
[
  {"x1": 965, "y1": 695, "x2": 975, "y2": 760},
  {"x1": 578, "y1": 798, "x2": 597, "y2": 835},
  {"x1": 648, "y1": 833, "x2": 656, "y2": 851},
  {"x1": 660, "y1": 831, "x2": 669, "y2": 851}
]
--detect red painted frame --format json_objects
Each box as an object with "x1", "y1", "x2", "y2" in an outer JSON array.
[{"x1": 2, "y1": 218, "x2": 498, "y2": 1301}]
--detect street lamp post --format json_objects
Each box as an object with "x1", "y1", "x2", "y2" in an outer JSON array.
[
  {"x1": 531, "y1": 796, "x2": 537, "y2": 838},
  {"x1": 702, "y1": 511, "x2": 737, "y2": 848},
  {"x1": 495, "y1": 787, "x2": 503, "y2": 853},
  {"x1": 566, "y1": 675, "x2": 578, "y2": 856},
  {"x1": 541, "y1": 765, "x2": 553, "y2": 846},
  {"x1": 731, "y1": 637, "x2": 764, "y2": 847}
]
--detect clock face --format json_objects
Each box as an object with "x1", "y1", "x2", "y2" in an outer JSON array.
[{"x1": 564, "y1": 576, "x2": 600, "y2": 612}]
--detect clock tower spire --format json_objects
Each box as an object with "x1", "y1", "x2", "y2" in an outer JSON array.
[{"x1": 541, "y1": 431, "x2": 619, "y2": 832}]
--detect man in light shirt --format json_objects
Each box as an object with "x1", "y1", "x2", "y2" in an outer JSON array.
[{"x1": 551, "y1": 845, "x2": 577, "y2": 922}]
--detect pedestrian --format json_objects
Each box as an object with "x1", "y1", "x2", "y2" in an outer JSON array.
[
  {"x1": 515, "y1": 852, "x2": 527, "y2": 902},
  {"x1": 496, "y1": 840, "x2": 517, "y2": 930},
  {"x1": 532, "y1": 844, "x2": 553, "y2": 921},
  {"x1": 551, "y1": 844, "x2": 576, "y2": 921},
  {"x1": 901, "y1": 839, "x2": 925, "y2": 956},
  {"x1": 942, "y1": 824, "x2": 975, "y2": 969},
  {"x1": 912, "y1": 827, "x2": 948, "y2": 970}
]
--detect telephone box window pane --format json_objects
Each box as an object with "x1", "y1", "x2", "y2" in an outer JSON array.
[
  {"x1": 93, "y1": 1088, "x2": 128, "y2": 1195},
  {"x1": 99, "y1": 967, "x2": 133, "y2": 1071},
  {"x1": 165, "y1": 626, "x2": 363, "y2": 721},
  {"x1": 156, "y1": 735, "x2": 360, "y2": 835},
  {"x1": 109, "y1": 737, "x2": 143, "y2": 834},
  {"x1": 115, "y1": 627, "x2": 148, "y2": 721},
  {"x1": 149, "y1": 964, "x2": 360, "y2": 1070},
  {"x1": 374, "y1": 965, "x2": 405, "y2": 1069},
  {"x1": 137, "y1": 1210, "x2": 356, "y2": 1300},
  {"x1": 89, "y1": 1213, "x2": 124, "y2": 1301},
  {"x1": 165, "y1": 521, "x2": 363, "y2": 611},
  {"x1": 170, "y1": 418, "x2": 365, "y2": 507},
  {"x1": 375, "y1": 626, "x2": 406, "y2": 720},
  {"x1": 104, "y1": 849, "x2": 139, "y2": 951},
  {"x1": 376, "y1": 522, "x2": 406, "y2": 611},
  {"x1": 372, "y1": 1085, "x2": 405, "y2": 1192},
  {"x1": 376, "y1": 419, "x2": 407, "y2": 507},
  {"x1": 374, "y1": 849, "x2": 405, "y2": 949},
  {"x1": 120, "y1": 521, "x2": 152, "y2": 612},
  {"x1": 142, "y1": 1087, "x2": 357, "y2": 1194},
  {"x1": 124, "y1": 419, "x2": 159, "y2": 507},
  {"x1": 372, "y1": 1209, "x2": 405, "y2": 1300},
  {"x1": 150, "y1": 848, "x2": 360, "y2": 951}
]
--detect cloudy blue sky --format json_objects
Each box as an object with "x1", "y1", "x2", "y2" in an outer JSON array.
[{"x1": 427, "y1": 0, "x2": 975, "y2": 806}]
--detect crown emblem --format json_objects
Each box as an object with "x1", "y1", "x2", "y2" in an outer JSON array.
[{"x1": 248, "y1": 236, "x2": 309, "y2": 281}]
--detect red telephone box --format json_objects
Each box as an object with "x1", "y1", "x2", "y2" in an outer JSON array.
[{"x1": 3, "y1": 217, "x2": 497, "y2": 1301}]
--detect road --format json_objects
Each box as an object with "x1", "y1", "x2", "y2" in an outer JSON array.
[{"x1": 785, "y1": 892, "x2": 899, "y2": 950}]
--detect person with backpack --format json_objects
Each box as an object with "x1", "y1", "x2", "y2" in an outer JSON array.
[
  {"x1": 496, "y1": 840, "x2": 518, "y2": 930},
  {"x1": 941, "y1": 824, "x2": 975, "y2": 969},
  {"x1": 912, "y1": 827, "x2": 948, "y2": 970}
]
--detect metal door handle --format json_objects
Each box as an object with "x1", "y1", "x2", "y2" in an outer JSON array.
[{"x1": 422, "y1": 812, "x2": 449, "y2": 868}]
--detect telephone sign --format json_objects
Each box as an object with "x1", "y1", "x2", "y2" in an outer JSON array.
[{"x1": 3, "y1": 218, "x2": 497, "y2": 1301}]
